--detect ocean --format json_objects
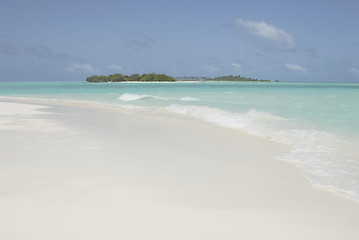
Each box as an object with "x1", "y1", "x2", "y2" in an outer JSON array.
[{"x1": 1, "y1": 81, "x2": 358, "y2": 201}]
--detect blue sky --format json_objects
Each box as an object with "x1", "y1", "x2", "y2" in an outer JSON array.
[{"x1": 1, "y1": 0, "x2": 358, "y2": 82}]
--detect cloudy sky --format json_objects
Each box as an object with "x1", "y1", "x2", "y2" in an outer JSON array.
[{"x1": 1, "y1": 0, "x2": 358, "y2": 82}]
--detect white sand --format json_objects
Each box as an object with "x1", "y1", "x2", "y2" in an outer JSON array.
[{"x1": 0, "y1": 100, "x2": 359, "y2": 240}]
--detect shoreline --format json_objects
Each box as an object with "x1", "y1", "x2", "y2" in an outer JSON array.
[
  {"x1": 1, "y1": 97, "x2": 359, "y2": 203},
  {"x1": 1, "y1": 99, "x2": 359, "y2": 239}
]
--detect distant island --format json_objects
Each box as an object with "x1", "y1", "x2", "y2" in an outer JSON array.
[
  {"x1": 86, "y1": 73, "x2": 271, "y2": 82},
  {"x1": 207, "y1": 75, "x2": 270, "y2": 82},
  {"x1": 176, "y1": 75, "x2": 270, "y2": 82},
  {"x1": 86, "y1": 73, "x2": 176, "y2": 82}
]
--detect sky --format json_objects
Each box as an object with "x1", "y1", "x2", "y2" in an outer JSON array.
[{"x1": 1, "y1": 0, "x2": 359, "y2": 82}]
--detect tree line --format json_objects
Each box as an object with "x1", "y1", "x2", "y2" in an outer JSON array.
[
  {"x1": 87, "y1": 73, "x2": 271, "y2": 83},
  {"x1": 86, "y1": 73, "x2": 176, "y2": 82},
  {"x1": 205, "y1": 75, "x2": 270, "y2": 82},
  {"x1": 175, "y1": 75, "x2": 270, "y2": 82}
]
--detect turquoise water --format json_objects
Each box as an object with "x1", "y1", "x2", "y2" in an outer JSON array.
[{"x1": 1, "y1": 81, "x2": 359, "y2": 200}]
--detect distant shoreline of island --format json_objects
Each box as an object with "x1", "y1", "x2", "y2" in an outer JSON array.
[
  {"x1": 86, "y1": 73, "x2": 273, "y2": 83},
  {"x1": 176, "y1": 75, "x2": 271, "y2": 82}
]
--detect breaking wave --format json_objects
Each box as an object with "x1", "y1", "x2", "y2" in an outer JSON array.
[
  {"x1": 165, "y1": 104, "x2": 359, "y2": 201},
  {"x1": 118, "y1": 93, "x2": 175, "y2": 102},
  {"x1": 179, "y1": 96, "x2": 199, "y2": 101},
  {"x1": 118, "y1": 93, "x2": 199, "y2": 102}
]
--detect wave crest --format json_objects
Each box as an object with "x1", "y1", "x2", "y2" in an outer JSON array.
[
  {"x1": 166, "y1": 104, "x2": 283, "y2": 136},
  {"x1": 118, "y1": 93, "x2": 199, "y2": 102},
  {"x1": 118, "y1": 93, "x2": 174, "y2": 102},
  {"x1": 179, "y1": 96, "x2": 199, "y2": 101}
]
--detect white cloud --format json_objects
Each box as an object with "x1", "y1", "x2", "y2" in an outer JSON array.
[
  {"x1": 66, "y1": 63, "x2": 97, "y2": 74},
  {"x1": 231, "y1": 62, "x2": 241, "y2": 68},
  {"x1": 348, "y1": 67, "x2": 359, "y2": 76},
  {"x1": 235, "y1": 18, "x2": 295, "y2": 50},
  {"x1": 108, "y1": 64, "x2": 124, "y2": 71},
  {"x1": 285, "y1": 64, "x2": 308, "y2": 73}
]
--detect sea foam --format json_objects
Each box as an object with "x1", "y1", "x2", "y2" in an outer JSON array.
[
  {"x1": 118, "y1": 93, "x2": 199, "y2": 102},
  {"x1": 118, "y1": 93, "x2": 174, "y2": 102},
  {"x1": 179, "y1": 96, "x2": 199, "y2": 101},
  {"x1": 166, "y1": 103, "x2": 359, "y2": 201},
  {"x1": 166, "y1": 104, "x2": 284, "y2": 136}
]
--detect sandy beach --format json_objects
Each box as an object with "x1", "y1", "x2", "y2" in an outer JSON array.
[{"x1": 0, "y1": 99, "x2": 358, "y2": 240}]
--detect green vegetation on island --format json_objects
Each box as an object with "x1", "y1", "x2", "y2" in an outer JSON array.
[
  {"x1": 175, "y1": 75, "x2": 270, "y2": 82},
  {"x1": 205, "y1": 75, "x2": 270, "y2": 82},
  {"x1": 86, "y1": 73, "x2": 176, "y2": 82},
  {"x1": 86, "y1": 73, "x2": 271, "y2": 83}
]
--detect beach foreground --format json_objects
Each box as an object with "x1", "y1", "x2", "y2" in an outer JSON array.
[{"x1": 0, "y1": 100, "x2": 358, "y2": 240}]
